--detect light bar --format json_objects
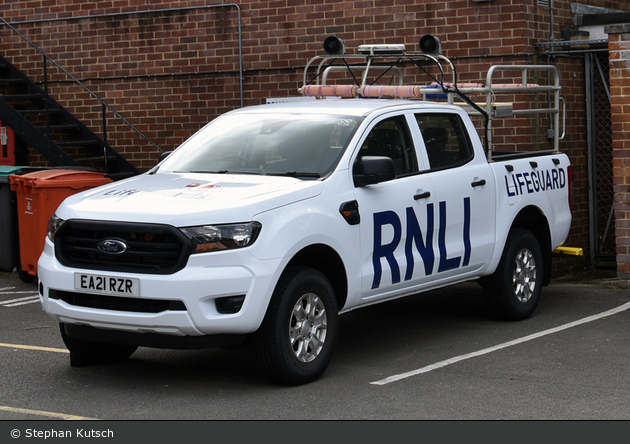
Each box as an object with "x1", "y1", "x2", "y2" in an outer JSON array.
[{"x1": 358, "y1": 44, "x2": 406, "y2": 55}]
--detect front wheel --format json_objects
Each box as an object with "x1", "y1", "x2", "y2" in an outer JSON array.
[
  {"x1": 253, "y1": 267, "x2": 338, "y2": 385},
  {"x1": 482, "y1": 228, "x2": 544, "y2": 321}
]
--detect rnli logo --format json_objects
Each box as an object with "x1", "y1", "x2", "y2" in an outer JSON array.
[{"x1": 97, "y1": 239, "x2": 128, "y2": 255}]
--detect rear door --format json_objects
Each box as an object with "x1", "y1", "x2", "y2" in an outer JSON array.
[{"x1": 412, "y1": 111, "x2": 495, "y2": 283}]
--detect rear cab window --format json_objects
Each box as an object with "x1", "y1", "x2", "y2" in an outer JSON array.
[{"x1": 415, "y1": 113, "x2": 474, "y2": 170}]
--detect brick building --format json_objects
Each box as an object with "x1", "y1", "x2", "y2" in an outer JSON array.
[
  {"x1": 0, "y1": 0, "x2": 628, "y2": 278},
  {"x1": 607, "y1": 22, "x2": 630, "y2": 280}
]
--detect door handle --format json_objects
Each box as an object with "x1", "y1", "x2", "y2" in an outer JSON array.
[
  {"x1": 471, "y1": 179, "x2": 486, "y2": 188},
  {"x1": 414, "y1": 191, "x2": 431, "y2": 200}
]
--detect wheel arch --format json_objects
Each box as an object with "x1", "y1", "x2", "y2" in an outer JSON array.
[
  {"x1": 509, "y1": 205, "x2": 553, "y2": 286},
  {"x1": 282, "y1": 244, "x2": 348, "y2": 311}
]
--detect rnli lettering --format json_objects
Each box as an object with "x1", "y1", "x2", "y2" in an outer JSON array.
[
  {"x1": 505, "y1": 167, "x2": 566, "y2": 197},
  {"x1": 372, "y1": 197, "x2": 471, "y2": 289}
]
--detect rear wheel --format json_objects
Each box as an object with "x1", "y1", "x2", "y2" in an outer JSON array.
[
  {"x1": 253, "y1": 267, "x2": 338, "y2": 385},
  {"x1": 59, "y1": 323, "x2": 138, "y2": 367},
  {"x1": 482, "y1": 228, "x2": 543, "y2": 321}
]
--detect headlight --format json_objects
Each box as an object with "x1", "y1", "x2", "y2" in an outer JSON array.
[
  {"x1": 180, "y1": 222, "x2": 262, "y2": 253},
  {"x1": 47, "y1": 213, "x2": 65, "y2": 242}
]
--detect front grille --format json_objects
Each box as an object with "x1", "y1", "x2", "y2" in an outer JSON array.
[
  {"x1": 55, "y1": 220, "x2": 192, "y2": 274},
  {"x1": 49, "y1": 289, "x2": 187, "y2": 313}
]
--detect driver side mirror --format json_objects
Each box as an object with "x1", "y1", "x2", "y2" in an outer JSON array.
[{"x1": 353, "y1": 156, "x2": 397, "y2": 187}]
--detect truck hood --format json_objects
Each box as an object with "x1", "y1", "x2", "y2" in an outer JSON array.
[{"x1": 56, "y1": 172, "x2": 324, "y2": 226}]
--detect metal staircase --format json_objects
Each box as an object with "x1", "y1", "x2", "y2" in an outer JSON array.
[{"x1": 0, "y1": 53, "x2": 139, "y2": 179}]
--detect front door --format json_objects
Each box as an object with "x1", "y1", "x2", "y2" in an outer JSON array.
[{"x1": 354, "y1": 114, "x2": 438, "y2": 300}]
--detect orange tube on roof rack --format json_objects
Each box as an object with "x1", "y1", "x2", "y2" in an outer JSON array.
[
  {"x1": 300, "y1": 84, "x2": 358, "y2": 97},
  {"x1": 358, "y1": 85, "x2": 422, "y2": 98}
]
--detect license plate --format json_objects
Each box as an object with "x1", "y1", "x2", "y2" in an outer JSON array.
[{"x1": 74, "y1": 273, "x2": 140, "y2": 297}]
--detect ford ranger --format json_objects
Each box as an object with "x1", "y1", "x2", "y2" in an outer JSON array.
[{"x1": 37, "y1": 36, "x2": 573, "y2": 385}]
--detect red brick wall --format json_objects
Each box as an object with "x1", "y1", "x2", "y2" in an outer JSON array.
[
  {"x1": 0, "y1": 0, "x2": 587, "y2": 164},
  {"x1": 0, "y1": 0, "x2": 628, "y2": 273},
  {"x1": 607, "y1": 24, "x2": 630, "y2": 280}
]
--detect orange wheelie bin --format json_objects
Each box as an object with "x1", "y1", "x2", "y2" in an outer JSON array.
[{"x1": 10, "y1": 169, "x2": 112, "y2": 282}]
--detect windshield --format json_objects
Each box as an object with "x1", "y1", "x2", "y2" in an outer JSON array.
[{"x1": 158, "y1": 112, "x2": 363, "y2": 178}]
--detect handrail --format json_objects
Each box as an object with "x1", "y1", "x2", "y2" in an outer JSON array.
[
  {"x1": 321, "y1": 66, "x2": 404, "y2": 86},
  {"x1": 303, "y1": 52, "x2": 455, "y2": 88},
  {"x1": 4, "y1": 4, "x2": 244, "y2": 108},
  {"x1": 0, "y1": 15, "x2": 164, "y2": 152}
]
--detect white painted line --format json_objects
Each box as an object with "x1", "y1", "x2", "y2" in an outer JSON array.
[
  {"x1": 0, "y1": 290, "x2": 40, "y2": 295},
  {"x1": 0, "y1": 405, "x2": 97, "y2": 420},
  {"x1": 371, "y1": 302, "x2": 630, "y2": 386},
  {"x1": 4, "y1": 299, "x2": 40, "y2": 307},
  {"x1": 0, "y1": 287, "x2": 15, "y2": 291},
  {"x1": 0, "y1": 295, "x2": 40, "y2": 307}
]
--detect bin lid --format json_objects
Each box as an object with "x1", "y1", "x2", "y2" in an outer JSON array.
[
  {"x1": 0, "y1": 166, "x2": 24, "y2": 183},
  {"x1": 0, "y1": 166, "x2": 23, "y2": 176},
  {"x1": 9, "y1": 168, "x2": 113, "y2": 189}
]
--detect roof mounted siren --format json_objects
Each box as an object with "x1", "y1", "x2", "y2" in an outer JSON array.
[
  {"x1": 419, "y1": 35, "x2": 442, "y2": 55},
  {"x1": 323, "y1": 36, "x2": 346, "y2": 54}
]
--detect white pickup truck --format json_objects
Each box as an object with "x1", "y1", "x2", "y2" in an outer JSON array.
[{"x1": 38, "y1": 36, "x2": 573, "y2": 385}]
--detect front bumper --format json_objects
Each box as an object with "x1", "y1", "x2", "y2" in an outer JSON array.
[{"x1": 38, "y1": 238, "x2": 281, "y2": 338}]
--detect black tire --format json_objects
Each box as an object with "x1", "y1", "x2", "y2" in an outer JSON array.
[
  {"x1": 59, "y1": 323, "x2": 138, "y2": 367},
  {"x1": 18, "y1": 265, "x2": 36, "y2": 283},
  {"x1": 253, "y1": 267, "x2": 338, "y2": 386},
  {"x1": 482, "y1": 228, "x2": 544, "y2": 321}
]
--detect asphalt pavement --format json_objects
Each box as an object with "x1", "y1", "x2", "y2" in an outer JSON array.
[{"x1": 1, "y1": 268, "x2": 629, "y2": 422}]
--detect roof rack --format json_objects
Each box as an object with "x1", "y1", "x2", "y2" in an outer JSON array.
[{"x1": 299, "y1": 36, "x2": 564, "y2": 159}]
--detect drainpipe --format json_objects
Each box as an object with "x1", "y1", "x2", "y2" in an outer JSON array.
[{"x1": 549, "y1": 0, "x2": 556, "y2": 41}]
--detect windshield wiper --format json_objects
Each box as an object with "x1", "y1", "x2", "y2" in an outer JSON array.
[{"x1": 266, "y1": 171, "x2": 321, "y2": 178}]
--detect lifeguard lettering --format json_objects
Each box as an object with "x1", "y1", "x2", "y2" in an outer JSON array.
[{"x1": 505, "y1": 167, "x2": 566, "y2": 197}]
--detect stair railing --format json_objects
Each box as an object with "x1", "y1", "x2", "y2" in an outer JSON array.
[{"x1": 0, "y1": 16, "x2": 164, "y2": 160}]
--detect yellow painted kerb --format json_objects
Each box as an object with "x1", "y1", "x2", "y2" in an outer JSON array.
[{"x1": 553, "y1": 246, "x2": 584, "y2": 256}]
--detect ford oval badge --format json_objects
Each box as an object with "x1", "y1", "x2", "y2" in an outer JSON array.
[{"x1": 97, "y1": 239, "x2": 128, "y2": 255}]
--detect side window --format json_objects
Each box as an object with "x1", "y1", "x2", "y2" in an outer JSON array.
[
  {"x1": 358, "y1": 116, "x2": 419, "y2": 177},
  {"x1": 415, "y1": 113, "x2": 473, "y2": 170}
]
